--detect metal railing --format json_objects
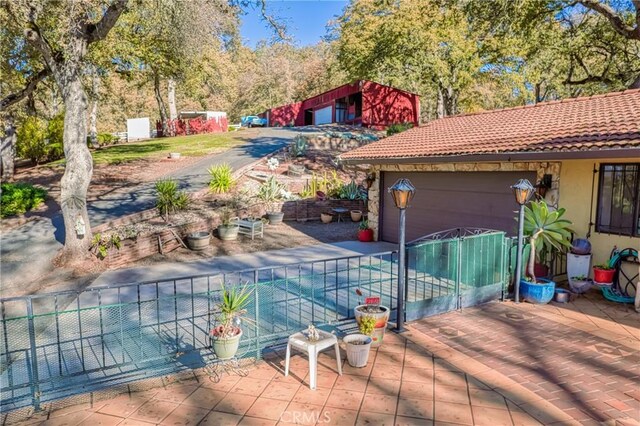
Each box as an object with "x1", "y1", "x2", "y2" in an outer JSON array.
[{"x1": 0, "y1": 251, "x2": 398, "y2": 411}]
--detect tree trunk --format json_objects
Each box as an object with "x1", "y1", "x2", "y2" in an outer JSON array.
[
  {"x1": 153, "y1": 69, "x2": 169, "y2": 137},
  {"x1": 527, "y1": 236, "x2": 536, "y2": 283},
  {"x1": 1, "y1": 115, "x2": 17, "y2": 182},
  {"x1": 436, "y1": 85, "x2": 458, "y2": 118},
  {"x1": 59, "y1": 77, "x2": 93, "y2": 258},
  {"x1": 168, "y1": 78, "x2": 178, "y2": 120},
  {"x1": 436, "y1": 89, "x2": 445, "y2": 118},
  {"x1": 88, "y1": 72, "x2": 100, "y2": 148}
]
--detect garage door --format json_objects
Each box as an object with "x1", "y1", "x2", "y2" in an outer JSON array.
[
  {"x1": 381, "y1": 171, "x2": 537, "y2": 243},
  {"x1": 314, "y1": 105, "x2": 332, "y2": 125}
]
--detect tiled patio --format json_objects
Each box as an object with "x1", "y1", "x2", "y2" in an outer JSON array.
[{"x1": 4, "y1": 293, "x2": 639, "y2": 426}]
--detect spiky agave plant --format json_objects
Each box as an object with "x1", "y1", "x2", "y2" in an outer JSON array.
[
  {"x1": 215, "y1": 282, "x2": 253, "y2": 338},
  {"x1": 523, "y1": 201, "x2": 573, "y2": 283}
]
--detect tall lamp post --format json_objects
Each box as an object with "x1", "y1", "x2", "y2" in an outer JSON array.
[
  {"x1": 511, "y1": 179, "x2": 535, "y2": 303},
  {"x1": 389, "y1": 178, "x2": 416, "y2": 332}
]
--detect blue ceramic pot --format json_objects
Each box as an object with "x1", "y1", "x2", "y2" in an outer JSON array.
[{"x1": 520, "y1": 278, "x2": 556, "y2": 304}]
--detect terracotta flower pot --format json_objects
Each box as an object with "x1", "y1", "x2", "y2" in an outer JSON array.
[
  {"x1": 321, "y1": 213, "x2": 333, "y2": 224},
  {"x1": 350, "y1": 210, "x2": 363, "y2": 222}
]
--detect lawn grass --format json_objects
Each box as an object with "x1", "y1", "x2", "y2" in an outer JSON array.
[
  {"x1": 48, "y1": 131, "x2": 249, "y2": 166},
  {"x1": 92, "y1": 132, "x2": 248, "y2": 165}
]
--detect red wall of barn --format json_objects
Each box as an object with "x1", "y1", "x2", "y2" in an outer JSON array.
[
  {"x1": 268, "y1": 80, "x2": 419, "y2": 128},
  {"x1": 361, "y1": 81, "x2": 419, "y2": 129},
  {"x1": 268, "y1": 101, "x2": 304, "y2": 127}
]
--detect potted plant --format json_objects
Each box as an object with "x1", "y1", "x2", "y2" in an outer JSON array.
[
  {"x1": 343, "y1": 318, "x2": 373, "y2": 368},
  {"x1": 217, "y1": 207, "x2": 239, "y2": 241},
  {"x1": 210, "y1": 282, "x2": 253, "y2": 360},
  {"x1": 187, "y1": 231, "x2": 211, "y2": 251},
  {"x1": 350, "y1": 210, "x2": 363, "y2": 222},
  {"x1": 569, "y1": 275, "x2": 592, "y2": 293},
  {"x1": 593, "y1": 263, "x2": 615, "y2": 285},
  {"x1": 357, "y1": 220, "x2": 373, "y2": 242},
  {"x1": 354, "y1": 289, "x2": 389, "y2": 347},
  {"x1": 320, "y1": 212, "x2": 333, "y2": 223},
  {"x1": 258, "y1": 176, "x2": 286, "y2": 225},
  {"x1": 519, "y1": 201, "x2": 573, "y2": 304}
]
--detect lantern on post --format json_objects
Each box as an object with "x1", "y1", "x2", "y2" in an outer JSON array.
[
  {"x1": 388, "y1": 178, "x2": 416, "y2": 332},
  {"x1": 511, "y1": 179, "x2": 535, "y2": 303}
]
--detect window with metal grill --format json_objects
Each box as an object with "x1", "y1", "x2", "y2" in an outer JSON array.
[{"x1": 596, "y1": 163, "x2": 640, "y2": 237}]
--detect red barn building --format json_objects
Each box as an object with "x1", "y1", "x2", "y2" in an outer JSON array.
[{"x1": 266, "y1": 80, "x2": 420, "y2": 129}]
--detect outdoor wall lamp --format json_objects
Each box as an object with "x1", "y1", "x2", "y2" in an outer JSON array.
[
  {"x1": 389, "y1": 178, "x2": 416, "y2": 332},
  {"x1": 365, "y1": 173, "x2": 376, "y2": 189},
  {"x1": 535, "y1": 174, "x2": 552, "y2": 198},
  {"x1": 511, "y1": 179, "x2": 535, "y2": 303}
]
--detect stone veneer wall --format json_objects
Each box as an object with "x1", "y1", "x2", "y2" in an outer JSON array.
[{"x1": 366, "y1": 161, "x2": 562, "y2": 241}]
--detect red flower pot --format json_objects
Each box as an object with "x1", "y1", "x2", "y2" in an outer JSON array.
[
  {"x1": 358, "y1": 229, "x2": 373, "y2": 242},
  {"x1": 593, "y1": 267, "x2": 615, "y2": 284}
]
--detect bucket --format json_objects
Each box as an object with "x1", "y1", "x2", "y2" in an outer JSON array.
[{"x1": 343, "y1": 334, "x2": 372, "y2": 368}]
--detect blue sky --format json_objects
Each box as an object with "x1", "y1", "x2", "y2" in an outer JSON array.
[{"x1": 240, "y1": 1, "x2": 348, "y2": 47}]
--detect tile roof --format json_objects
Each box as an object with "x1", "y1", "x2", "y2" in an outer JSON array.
[{"x1": 340, "y1": 89, "x2": 640, "y2": 162}]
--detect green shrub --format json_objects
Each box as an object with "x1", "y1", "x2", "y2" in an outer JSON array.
[
  {"x1": 386, "y1": 122, "x2": 414, "y2": 136},
  {"x1": 98, "y1": 133, "x2": 119, "y2": 146},
  {"x1": 17, "y1": 116, "x2": 48, "y2": 164},
  {"x1": 1, "y1": 183, "x2": 47, "y2": 218},
  {"x1": 208, "y1": 163, "x2": 234, "y2": 193},
  {"x1": 257, "y1": 176, "x2": 286, "y2": 211},
  {"x1": 90, "y1": 233, "x2": 122, "y2": 260},
  {"x1": 339, "y1": 180, "x2": 361, "y2": 200},
  {"x1": 17, "y1": 114, "x2": 65, "y2": 163},
  {"x1": 155, "y1": 179, "x2": 190, "y2": 221}
]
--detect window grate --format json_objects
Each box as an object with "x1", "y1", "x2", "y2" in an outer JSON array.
[{"x1": 596, "y1": 163, "x2": 640, "y2": 237}]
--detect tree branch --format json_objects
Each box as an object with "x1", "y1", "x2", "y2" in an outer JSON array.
[
  {"x1": 578, "y1": 0, "x2": 640, "y2": 40},
  {"x1": 258, "y1": 0, "x2": 289, "y2": 41},
  {"x1": 85, "y1": 0, "x2": 129, "y2": 44},
  {"x1": 0, "y1": 69, "x2": 51, "y2": 111},
  {"x1": 23, "y1": 5, "x2": 59, "y2": 73}
]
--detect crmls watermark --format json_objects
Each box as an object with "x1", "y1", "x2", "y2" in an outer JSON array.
[{"x1": 280, "y1": 410, "x2": 331, "y2": 424}]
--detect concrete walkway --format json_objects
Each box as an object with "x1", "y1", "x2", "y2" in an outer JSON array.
[
  {"x1": 1, "y1": 128, "x2": 296, "y2": 295},
  {"x1": 90, "y1": 241, "x2": 397, "y2": 287}
]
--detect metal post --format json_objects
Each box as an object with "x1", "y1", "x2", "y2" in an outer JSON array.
[
  {"x1": 514, "y1": 204, "x2": 526, "y2": 303},
  {"x1": 26, "y1": 300, "x2": 41, "y2": 411},
  {"x1": 396, "y1": 208, "x2": 406, "y2": 332}
]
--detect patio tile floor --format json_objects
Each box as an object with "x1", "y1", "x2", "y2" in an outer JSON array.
[{"x1": 5, "y1": 294, "x2": 638, "y2": 426}]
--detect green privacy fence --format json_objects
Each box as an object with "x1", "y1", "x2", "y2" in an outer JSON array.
[{"x1": 404, "y1": 229, "x2": 509, "y2": 320}]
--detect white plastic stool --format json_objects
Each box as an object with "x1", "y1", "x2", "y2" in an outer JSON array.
[{"x1": 285, "y1": 329, "x2": 342, "y2": 390}]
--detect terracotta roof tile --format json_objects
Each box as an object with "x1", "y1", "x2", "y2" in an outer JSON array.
[{"x1": 340, "y1": 89, "x2": 640, "y2": 161}]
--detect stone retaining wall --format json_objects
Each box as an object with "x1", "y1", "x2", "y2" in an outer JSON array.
[{"x1": 281, "y1": 199, "x2": 367, "y2": 222}]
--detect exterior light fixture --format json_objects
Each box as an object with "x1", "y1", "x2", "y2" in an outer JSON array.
[
  {"x1": 388, "y1": 178, "x2": 416, "y2": 332},
  {"x1": 390, "y1": 178, "x2": 416, "y2": 209},
  {"x1": 511, "y1": 178, "x2": 534, "y2": 303},
  {"x1": 512, "y1": 179, "x2": 535, "y2": 206},
  {"x1": 365, "y1": 173, "x2": 376, "y2": 189}
]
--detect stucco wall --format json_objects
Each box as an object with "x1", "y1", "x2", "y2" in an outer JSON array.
[{"x1": 559, "y1": 158, "x2": 640, "y2": 266}]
